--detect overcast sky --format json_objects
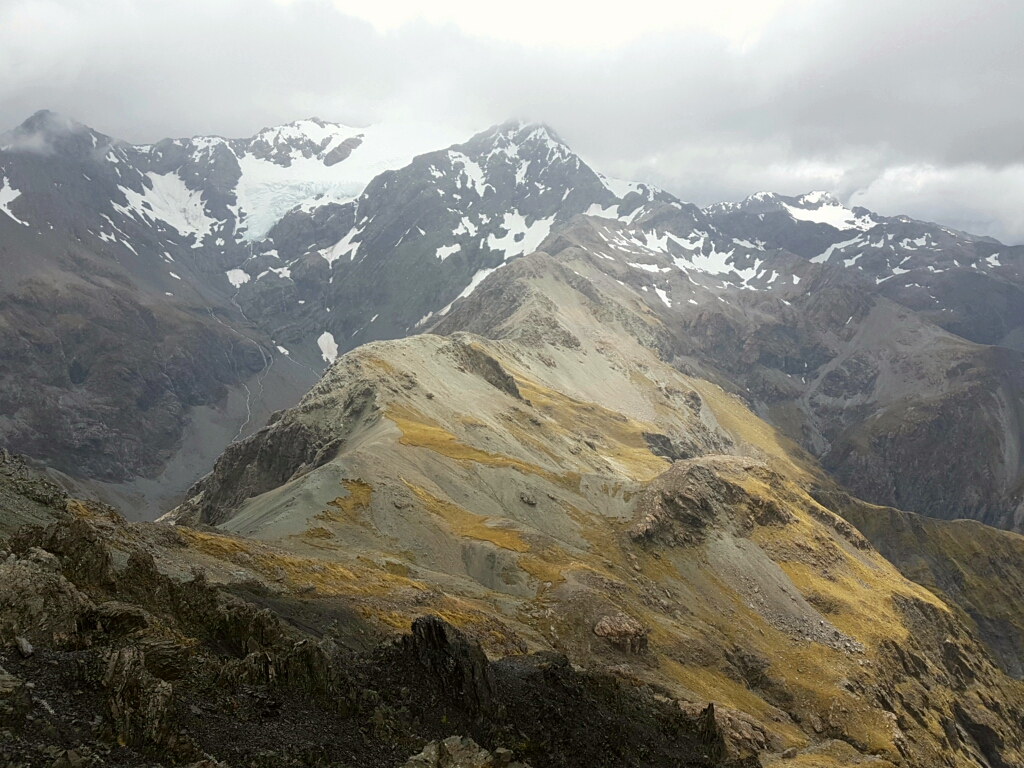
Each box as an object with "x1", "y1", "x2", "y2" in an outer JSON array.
[{"x1": 2, "y1": 0, "x2": 1022, "y2": 242}]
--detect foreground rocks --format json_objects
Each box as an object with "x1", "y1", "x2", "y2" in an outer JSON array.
[
  {"x1": 401, "y1": 736, "x2": 528, "y2": 768},
  {"x1": 0, "y1": 511, "x2": 746, "y2": 768}
]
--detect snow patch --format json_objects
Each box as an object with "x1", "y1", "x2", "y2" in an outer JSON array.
[
  {"x1": 317, "y1": 331, "x2": 338, "y2": 363},
  {"x1": 783, "y1": 196, "x2": 874, "y2": 232},
  {"x1": 436, "y1": 243, "x2": 461, "y2": 261},
  {"x1": 486, "y1": 211, "x2": 554, "y2": 260},
  {"x1": 628, "y1": 262, "x2": 665, "y2": 273},
  {"x1": 811, "y1": 236, "x2": 863, "y2": 264},
  {"x1": 0, "y1": 177, "x2": 28, "y2": 226},
  {"x1": 674, "y1": 245, "x2": 736, "y2": 276},
  {"x1": 453, "y1": 216, "x2": 478, "y2": 237},
  {"x1": 439, "y1": 266, "x2": 502, "y2": 315},
  {"x1": 226, "y1": 269, "x2": 250, "y2": 288},
  {"x1": 115, "y1": 172, "x2": 219, "y2": 243},
  {"x1": 448, "y1": 151, "x2": 489, "y2": 195},
  {"x1": 321, "y1": 226, "x2": 362, "y2": 265},
  {"x1": 586, "y1": 203, "x2": 621, "y2": 220}
]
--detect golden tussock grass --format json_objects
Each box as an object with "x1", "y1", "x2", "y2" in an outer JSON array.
[
  {"x1": 317, "y1": 478, "x2": 373, "y2": 523},
  {"x1": 515, "y1": 377, "x2": 668, "y2": 481},
  {"x1": 176, "y1": 528, "x2": 252, "y2": 558},
  {"x1": 404, "y1": 481, "x2": 530, "y2": 553},
  {"x1": 388, "y1": 403, "x2": 565, "y2": 483}
]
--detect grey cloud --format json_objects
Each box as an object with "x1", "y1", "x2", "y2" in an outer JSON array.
[
  {"x1": 0, "y1": 110, "x2": 83, "y2": 154},
  {"x1": 1, "y1": 0, "x2": 1021, "y2": 241}
]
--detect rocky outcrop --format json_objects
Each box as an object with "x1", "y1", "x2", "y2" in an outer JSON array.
[
  {"x1": 629, "y1": 459, "x2": 752, "y2": 545},
  {"x1": 404, "y1": 615, "x2": 495, "y2": 717},
  {"x1": 0, "y1": 511, "x2": 741, "y2": 767},
  {"x1": 402, "y1": 736, "x2": 530, "y2": 768},
  {"x1": 0, "y1": 541, "x2": 95, "y2": 647},
  {"x1": 0, "y1": 449, "x2": 67, "y2": 535},
  {"x1": 593, "y1": 614, "x2": 649, "y2": 654}
]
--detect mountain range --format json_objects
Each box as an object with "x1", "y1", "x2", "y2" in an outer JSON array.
[
  {"x1": 3, "y1": 109, "x2": 1024, "y2": 766},
  {"x1": 1, "y1": 109, "x2": 1021, "y2": 528}
]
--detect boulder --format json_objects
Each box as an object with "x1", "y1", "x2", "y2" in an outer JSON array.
[
  {"x1": 594, "y1": 613, "x2": 649, "y2": 654},
  {"x1": 0, "y1": 665, "x2": 31, "y2": 726},
  {"x1": 0, "y1": 551, "x2": 95, "y2": 646},
  {"x1": 401, "y1": 736, "x2": 530, "y2": 768}
]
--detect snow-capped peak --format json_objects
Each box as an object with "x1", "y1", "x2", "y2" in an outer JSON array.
[
  {"x1": 229, "y1": 119, "x2": 466, "y2": 240},
  {"x1": 782, "y1": 192, "x2": 875, "y2": 232},
  {"x1": 704, "y1": 190, "x2": 876, "y2": 233},
  {"x1": 251, "y1": 117, "x2": 359, "y2": 148},
  {"x1": 795, "y1": 190, "x2": 838, "y2": 207}
]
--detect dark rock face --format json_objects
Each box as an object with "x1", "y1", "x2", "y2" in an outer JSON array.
[
  {"x1": 0, "y1": 280, "x2": 268, "y2": 482},
  {"x1": 178, "y1": 360, "x2": 380, "y2": 526},
  {"x1": 0, "y1": 449, "x2": 68, "y2": 535},
  {"x1": 404, "y1": 616, "x2": 495, "y2": 717}
]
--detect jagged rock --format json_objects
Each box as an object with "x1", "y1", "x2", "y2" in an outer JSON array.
[
  {"x1": 94, "y1": 601, "x2": 153, "y2": 636},
  {"x1": 642, "y1": 432, "x2": 698, "y2": 463},
  {"x1": 404, "y1": 616, "x2": 495, "y2": 717},
  {"x1": 0, "y1": 549, "x2": 95, "y2": 646},
  {"x1": 593, "y1": 613, "x2": 649, "y2": 653},
  {"x1": 447, "y1": 340, "x2": 522, "y2": 401},
  {"x1": 24, "y1": 546, "x2": 61, "y2": 574},
  {"x1": 14, "y1": 636, "x2": 33, "y2": 658},
  {"x1": 9, "y1": 514, "x2": 117, "y2": 588},
  {"x1": 401, "y1": 736, "x2": 530, "y2": 768},
  {"x1": 630, "y1": 461, "x2": 745, "y2": 544},
  {"x1": 0, "y1": 665, "x2": 31, "y2": 726},
  {"x1": 138, "y1": 637, "x2": 193, "y2": 681},
  {"x1": 101, "y1": 645, "x2": 175, "y2": 751}
]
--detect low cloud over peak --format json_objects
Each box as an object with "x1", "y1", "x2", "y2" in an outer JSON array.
[{"x1": 3, "y1": 0, "x2": 1021, "y2": 242}]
